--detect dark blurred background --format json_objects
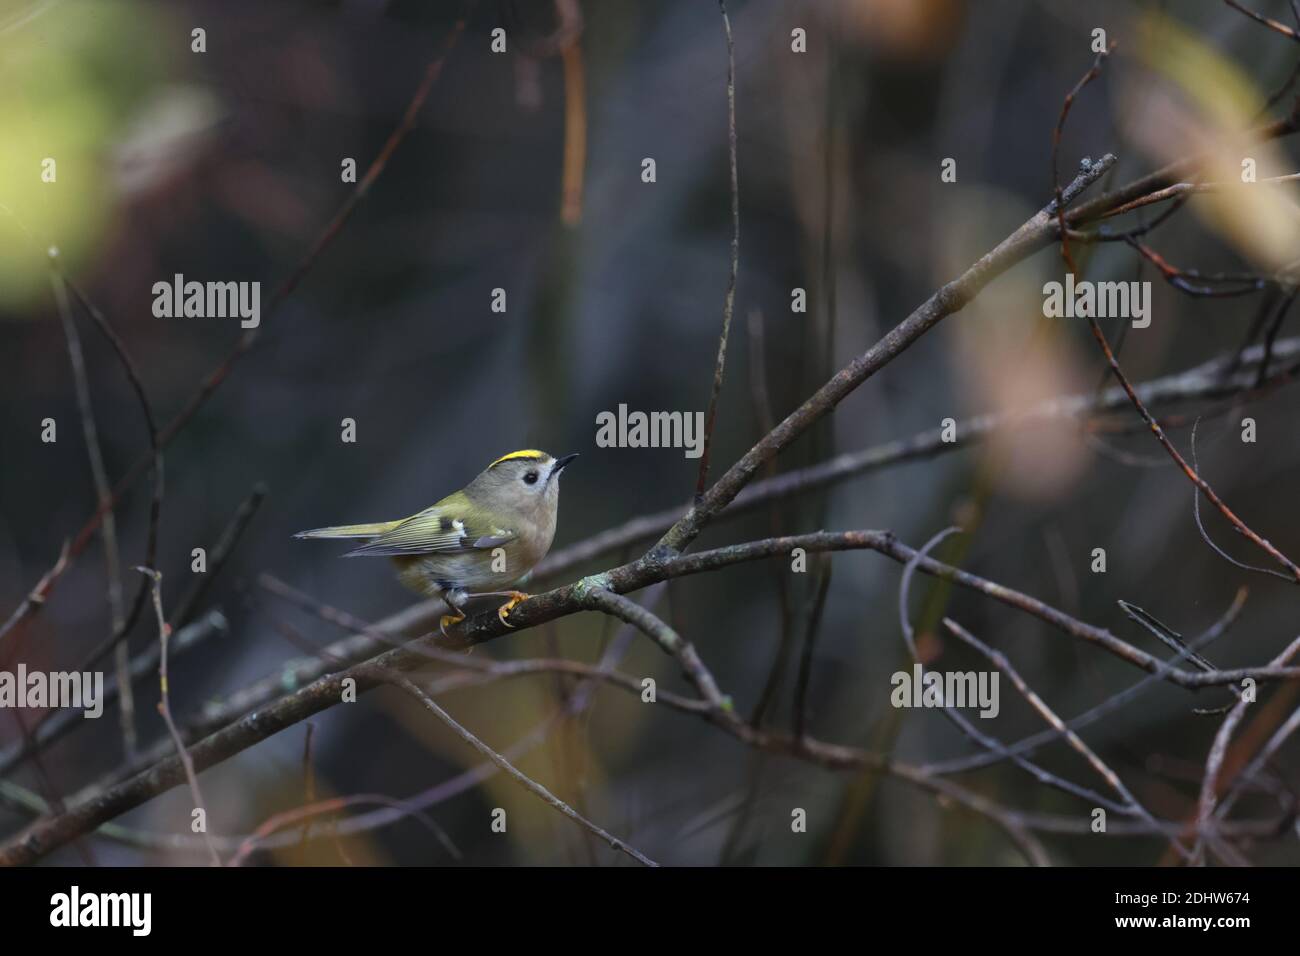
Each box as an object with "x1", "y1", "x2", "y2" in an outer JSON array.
[{"x1": 2, "y1": 0, "x2": 1299, "y2": 865}]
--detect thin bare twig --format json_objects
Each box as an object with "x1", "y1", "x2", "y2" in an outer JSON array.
[
  {"x1": 171, "y1": 485, "x2": 267, "y2": 629},
  {"x1": 229, "y1": 790, "x2": 460, "y2": 867},
  {"x1": 0, "y1": 542, "x2": 68, "y2": 646},
  {"x1": 695, "y1": 0, "x2": 740, "y2": 498},
  {"x1": 1124, "y1": 239, "x2": 1272, "y2": 298},
  {"x1": 1196, "y1": 634, "x2": 1300, "y2": 859},
  {"x1": 1087, "y1": 316, "x2": 1300, "y2": 581},
  {"x1": 1189, "y1": 419, "x2": 1295, "y2": 583},
  {"x1": 793, "y1": 556, "x2": 831, "y2": 739},
  {"x1": 1053, "y1": 45, "x2": 1112, "y2": 274},
  {"x1": 583, "y1": 588, "x2": 729, "y2": 712},
  {"x1": 1214, "y1": 701, "x2": 1300, "y2": 822},
  {"x1": 383, "y1": 672, "x2": 659, "y2": 867},
  {"x1": 1117, "y1": 599, "x2": 1240, "y2": 715},
  {"x1": 1225, "y1": 0, "x2": 1300, "y2": 41},
  {"x1": 51, "y1": 268, "x2": 135, "y2": 758},
  {"x1": 57, "y1": 271, "x2": 165, "y2": 675},
  {"x1": 1091, "y1": 172, "x2": 1300, "y2": 221},
  {"x1": 1255, "y1": 288, "x2": 1298, "y2": 386},
  {"x1": 299, "y1": 723, "x2": 316, "y2": 855},
  {"x1": 138, "y1": 567, "x2": 221, "y2": 866},
  {"x1": 744, "y1": 306, "x2": 799, "y2": 729}
]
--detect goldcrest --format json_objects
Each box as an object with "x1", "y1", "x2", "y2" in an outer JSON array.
[{"x1": 295, "y1": 450, "x2": 578, "y2": 632}]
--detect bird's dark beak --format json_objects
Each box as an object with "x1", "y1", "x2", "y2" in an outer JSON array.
[{"x1": 553, "y1": 453, "x2": 579, "y2": 473}]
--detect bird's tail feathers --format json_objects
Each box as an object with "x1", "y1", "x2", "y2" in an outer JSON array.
[{"x1": 293, "y1": 520, "x2": 401, "y2": 541}]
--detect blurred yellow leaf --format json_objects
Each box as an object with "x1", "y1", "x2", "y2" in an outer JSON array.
[
  {"x1": 0, "y1": 0, "x2": 175, "y2": 311},
  {"x1": 1123, "y1": 11, "x2": 1300, "y2": 273}
]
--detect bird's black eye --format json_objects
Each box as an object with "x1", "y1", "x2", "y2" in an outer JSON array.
[{"x1": 524, "y1": 470, "x2": 540, "y2": 485}]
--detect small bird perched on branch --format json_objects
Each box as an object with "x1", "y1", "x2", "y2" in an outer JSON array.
[{"x1": 294, "y1": 450, "x2": 578, "y2": 633}]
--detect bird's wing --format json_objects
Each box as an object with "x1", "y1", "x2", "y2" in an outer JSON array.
[{"x1": 343, "y1": 505, "x2": 517, "y2": 558}]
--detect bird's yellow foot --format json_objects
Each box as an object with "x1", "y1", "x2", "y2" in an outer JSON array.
[
  {"x1": 439, "y1": 609, "x2": 466, "y2": 637},
  {"x1": 496, "y1": 591, "x2": 531, "y2": 628}
]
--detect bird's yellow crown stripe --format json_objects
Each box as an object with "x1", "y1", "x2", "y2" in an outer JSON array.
[{"x1": 488, "y1": 449, "x2": 548, "y2": 468}]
